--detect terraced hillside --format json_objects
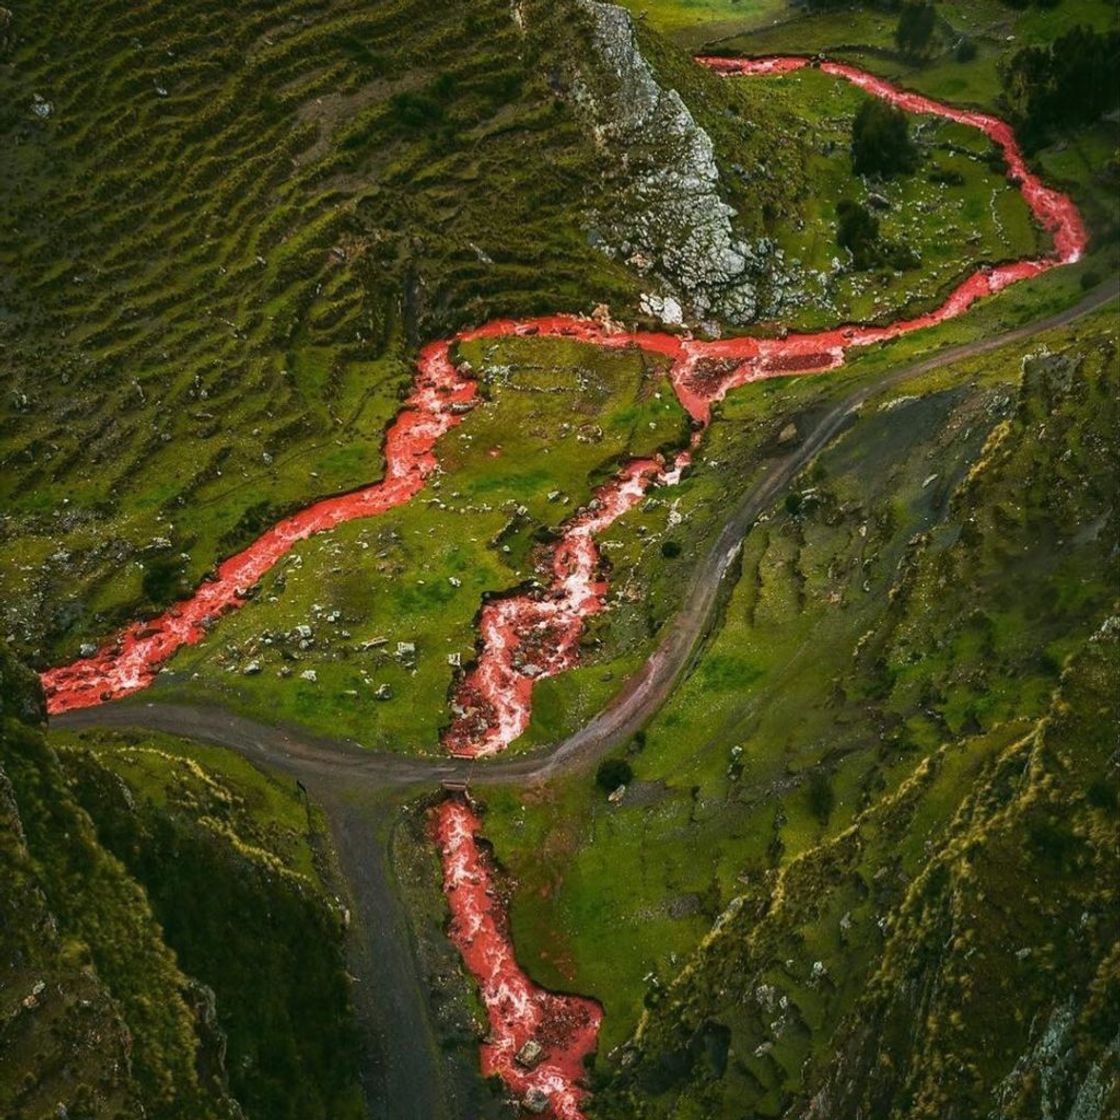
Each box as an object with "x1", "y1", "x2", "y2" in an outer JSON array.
[
  {"x1": 2, "y1": 2, "x2": 1117, "y2": 1119},
  {"x1": 2, "y1": 0, "x2": 1068, "y2": 678},
  {"x1": 0, "y1": 1, "x2": 605, "y2": 659},
  {"x1": 0, "y1": 0, "x2": 685, "y2": 661}
]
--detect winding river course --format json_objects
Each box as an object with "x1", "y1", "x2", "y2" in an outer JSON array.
[{"x1": 45, "y1": 58, "x2": 1099, "y2": 1120}]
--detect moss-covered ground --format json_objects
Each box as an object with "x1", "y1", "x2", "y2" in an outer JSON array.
[
  {"x1": 469, "y1": 306, "x2": 1118, "y2": 1108},
  {"x1": 47, "y1": 723, "x2": 366, "y2": 1120}
]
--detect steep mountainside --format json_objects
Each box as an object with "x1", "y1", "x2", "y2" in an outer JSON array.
[
  {"x1": 0, "y1": 646, "x2": 242, "y2": 1120},
  {"x1": 0, "y1": 646, "x2": 364, "y2": 1120}
]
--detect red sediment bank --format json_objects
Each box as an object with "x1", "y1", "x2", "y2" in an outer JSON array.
[
  {"x1": 432, "y1": 799, "x2": 601, "y2": 1118},
  {"x1": 41, "y1": 341, "x2": 475, "y2": 712},
  {"x1": 442, "y1": 453, "x2": 688, "y2": 758}
]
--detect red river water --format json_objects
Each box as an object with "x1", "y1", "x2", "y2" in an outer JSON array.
[{"x1": 40, "y1": 59, "x2": 1086, "y2": 1118}]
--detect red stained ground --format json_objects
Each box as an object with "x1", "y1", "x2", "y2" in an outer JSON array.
[
  {"x1": 442, "y1": 452, "x2": 688, "y2": 758},
  {"x1": 432, "y1": 799, "x2": 602, "y2": 1118},
  {"x1": 38, "y1": 57, "x2": 1088, "y2": 1120}
]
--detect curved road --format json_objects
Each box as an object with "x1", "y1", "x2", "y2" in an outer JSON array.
[{"x1": 52, "y1": 278, "x2": 1119, "y2": 1118}]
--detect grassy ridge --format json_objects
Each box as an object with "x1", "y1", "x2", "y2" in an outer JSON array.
[
  {"x1": 475, "y1": 306, "x2": 1118, "y2": 1112},
  {"x1": 0, "y1": 647, "x2": 242, "y2": 1120},
  {"x1": 53, "y1": 728, "x2": 365, "y2": 1120},
  {"x1": 0, "y1": 640, "x2": 364, "y2": 1119}
]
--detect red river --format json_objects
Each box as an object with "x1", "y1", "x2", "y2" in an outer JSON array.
[{"x1": 39, "y1": 58, "x2": 1086, "y2": 1117}]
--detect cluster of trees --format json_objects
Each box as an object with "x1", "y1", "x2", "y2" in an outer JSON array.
[
  {"x1": 895, "y1": 2, "x2": 937, "y2": 58},
  {"x1": 837, "y1": 199, "x2": 921, "y2": 272},
  {"x1": 851, "y1": 98, "x2": 919, "y2": 178},
  {"x1": 1003, "y1": 26, "x2": 1120, "y2": 143}
]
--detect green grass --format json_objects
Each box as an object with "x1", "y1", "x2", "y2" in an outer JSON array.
[
  {"x1": 0, "y1": 649, "x2": 241, "y2": 1120},
  {"x1": 728, "y1": 68, "x2": 1043, "y2": 329},
  {"x1": 472, "y1": 306, "x2": 1118, "y2": 1079},
  {"x1": 50, "y1": 725, "x2": 365, "y2": 1120},
  {"x1": 144, "y1": 337, "x2": 689, "y2": 750},
  {"x1": 710, "y1": 0, "x2": 1120, "y2": 280},
  {"x1": 617, "y1": 0, "x2": 788, "y2": 47}
]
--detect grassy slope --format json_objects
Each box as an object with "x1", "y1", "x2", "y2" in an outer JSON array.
[
  {"x1": 0, "y1": 647, "x2": 242, "y2": 1120},
  {"x1": 50, "y1": 727, "x2": 366, "y2": 1120},
  {"x1": 474, "y1": 306, "x2": 1117, "y2": 1109},
  {"x1": 0, "y1": 0, "x2": 646, "y2": 665},
  {"x1": 0, "y1": 638, "x2": 364, "y2": 1120},
  {"x1": 605, "y1": 628, "x2": 1119, "y2": 1120},
  {"x1": 145, "y1": 336, "x2": 689, "y2": 750},
  {"x1": 708, "y1": 0, "x2": 1120, "y2": 263}
]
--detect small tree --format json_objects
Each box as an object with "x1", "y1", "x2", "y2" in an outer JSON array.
[
  {"x1": 596, "y1": 757, "x2": 633, "y2": 792},
  {"x1": 837, "y1": 199, "x2": 880, "y2": 270},
  {"x1": 807, "y1": 770, "x2": 836, "y2": 825},
  {"x1": 895, "y1": 2, "x2": 937, "y2": 58},
  {"x1": 851, "y1": 99, "x2": 918, "y2": 178}
]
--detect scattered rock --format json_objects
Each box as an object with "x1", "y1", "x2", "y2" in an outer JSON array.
[
  {"x1": 299, "y1": 669, "x2": 317, "y2": 683},
  {"x1": 374, "y1": 683, "x2": 393, "y2": 701},
  {"x1": 242, "y1": 660, "x2": 261, "y2": 675},
  {"x1": 522, "y1": 1088, "x2": 551, "y2": 1114},
  {"x1": 515, "y1": 1039, "x2": 544, "y2": 1069},
  {"x1": 778, "y1": 422, "x2": 799, "y2": 445}
]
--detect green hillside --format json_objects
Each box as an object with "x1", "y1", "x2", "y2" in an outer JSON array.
[
  {"x1": 478, "y1": 306, "x2": 1119, "y2": 1113},
  {"x1": 0, "y1": 645, "x2": 364, "y2": 1120}
]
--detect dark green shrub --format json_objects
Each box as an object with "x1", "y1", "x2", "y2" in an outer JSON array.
[
  {"x1": 929, "y1": 168, "x2": 965, "y2": 186},
  {"x1": 807, "y1": 769, "x2": 836, "y2": 825},
  {"x1": 954, "y1": 36, "x2": 978, "y2": 62},
  {"x1": 837, "y1": 199, "x2": 881, "y2": 270},
  {"x1": 596, "y1": 757, "x2": 633, "y2": 792},
  {"x1": 851, "y1": 99, "x2": 918, "y2": 178},
  {"x1": 895, "y1": 2, "x2": 936, "y2": 57}
]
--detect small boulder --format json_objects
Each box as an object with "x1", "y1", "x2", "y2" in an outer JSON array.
[
  {"x1": 515, "y1": 1039, "x2": 544, "y2": 1069},
  {"x1": 522, "y1": 1088, "x2": 550, "y2": 1114}
]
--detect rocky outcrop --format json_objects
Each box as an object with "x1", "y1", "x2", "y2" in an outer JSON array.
[{"x1": 571, "y1": 1, "x2": 772, "y2": 327}]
